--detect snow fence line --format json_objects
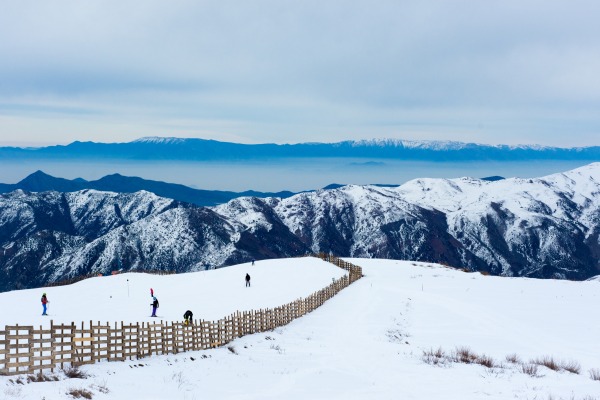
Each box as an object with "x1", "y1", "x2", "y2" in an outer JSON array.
[{"x1": 0, "y1": 254, "x2": 362, "y2": 376}]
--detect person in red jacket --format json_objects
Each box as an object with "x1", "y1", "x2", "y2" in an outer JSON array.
[{"x1": 41, "y1": 293, "x2": 49, "y2": 316}]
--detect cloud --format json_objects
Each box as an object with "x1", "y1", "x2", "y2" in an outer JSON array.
[{"x1": 0, "y1": 0, "x2": 599, "y2": 146}]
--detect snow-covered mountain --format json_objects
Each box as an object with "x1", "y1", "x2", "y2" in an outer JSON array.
[
  {"x1": 346, "y1": 138, "x2": 551, "y2": 151},
  {"x1": 214, "y1": 162, "x2": 600, "y2": 280},
  {"x1": 1, "y1": 136, "x2": 599, "y2": 161},
  {"x1": 2, "y1": 163, "x2": 600, "y2": 291}
]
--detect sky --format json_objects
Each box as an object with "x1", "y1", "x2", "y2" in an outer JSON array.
[{"x1": 0, "y1": 0, "x2": 599, "y2": 147}]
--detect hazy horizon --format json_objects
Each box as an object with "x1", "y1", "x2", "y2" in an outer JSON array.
[
  {"x1": 0, "y1": 135, "x2": 599, "y2": 150},
  {"x1": 0, "y1": 158, "x2": 591, "y2": 192}
]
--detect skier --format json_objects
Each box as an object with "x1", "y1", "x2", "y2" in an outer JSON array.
[
  {"x1": 245, "y1": 273, "x2": 251, "y2": 287},
  {"x1": 41, "y1": 293, "x2": 49, "y2": 316},
  {"x1": 183, "y1": 310, "x2": 193, "y2": 325},
  {"x1": 251, "y1": 259, "x2": 255, "y2": 266},
  {"x1": 150, "y1": 296, "x2": 159, "y2": 317}
]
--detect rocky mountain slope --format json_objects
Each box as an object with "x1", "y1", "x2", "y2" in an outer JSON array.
[
  {"x1": 1, "y1": 163, "x2": 599, "y2": 291},
  {"x1": 0, "y1": 190, "x2": 307, "y2": 291}
]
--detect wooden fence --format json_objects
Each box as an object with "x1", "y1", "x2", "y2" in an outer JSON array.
[{"x1": 0, "y1": 255, "x2": 362, "y2": 376}]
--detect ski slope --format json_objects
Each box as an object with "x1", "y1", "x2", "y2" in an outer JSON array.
[
  {"x1": 0, "y1": 257, "x2": 346, "y2": 325},
  {"x1": 1, "y1": 257, "x2": 599, "y2": 400}
]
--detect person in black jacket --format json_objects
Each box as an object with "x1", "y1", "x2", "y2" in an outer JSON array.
[
  {"x1": 183, "y1": 310, "x2": 193, "y2": 325},
  {"x1": 151, "y1": 296, "x2": 159, "y2": 317},
  {"x1": 245, "y1": 273, "x2": 251, "y2": 287}
]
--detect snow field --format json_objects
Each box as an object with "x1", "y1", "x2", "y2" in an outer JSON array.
[
  {"x1": 1, "y1": 257, "x2": 599, "y2": 399},
  {"x1": 0, "y1": 257, "x2": 346, "y2": 326}
]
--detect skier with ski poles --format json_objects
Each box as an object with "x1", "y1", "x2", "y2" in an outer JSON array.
[
  {"x1": 150, "y1": 296, "x2": 159, "y2": 317},
  {"x1": 150, "y1": 288, "x2": 159, "y2": 317}
]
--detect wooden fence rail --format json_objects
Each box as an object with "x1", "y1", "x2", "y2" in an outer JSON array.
[{"x1": 0, "y1": 255, "x2": 362, "y2": 376}]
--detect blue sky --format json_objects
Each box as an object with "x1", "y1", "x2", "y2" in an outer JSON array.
[{"x1": 0, "y1": 0, "x2": 599, "y2": 147}]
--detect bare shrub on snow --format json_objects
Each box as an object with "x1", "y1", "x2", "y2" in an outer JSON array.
[
  {"x1": 505, "y1": 353, "x2": 521, "y2": 364},
  {"x1": 589, "y1": 368, "x2": 600, "y2": 381},
  {"x1": 422, "y1": 347, "x2": 447, "y2": 366},
  {"x1": 421, "y1": 347, "x2": 585, "y2": 378},
  {"x1": 474, "y1": 354, "x2": 496, "y2": 368},
  {"x1": 68, "y1": 387, "x2": 93, "y2": 399},
  {"x1": 27, "y1": 371, "x2": 59, "y2": 382},
  {"x1": 63, "y1": 366, "x2": 88, "y2": 379},
  {"x1": 422, "y1": 346, "x2": 497, "y2": 369},
  {"x1": 521, "y1": 363, "x2": 541, "y2": 377},
  {"x1": 451, "y1": 346, "x2": 478, "y2": 364},
  {"x1": 561, "y1": 359, "x2": 581, "y2": 374},
  {"x1": 530, "y1": 356, "x2": 581, "y2": 374},
  {"x1": 452, "y1": 347, "x2": 497, "y2": 368},
  {"x1": 531, "y1": 356, "x2": 560, "y2": 371}
]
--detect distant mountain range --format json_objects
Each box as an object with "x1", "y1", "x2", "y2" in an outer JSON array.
[
  {"x1": 0, "y1": 171, "x2": 296, "y2": 207},
  {"x1": 1, "y1": 136, "x2": 599, "y2": 161},
  {"x1": 0, "y1": 171, "x2": 503, "y2": 207},
  {"x1": 1, "y1": 163, "x2": 599, "y2": 291}
]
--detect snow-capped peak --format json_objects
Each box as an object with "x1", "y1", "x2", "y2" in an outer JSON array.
[
  {"x1": 346, "y1": 138, "x2": 556, "y2": 151},
  {"x1": 132, "y1": 137, "x2": 188, "y2": 145}
]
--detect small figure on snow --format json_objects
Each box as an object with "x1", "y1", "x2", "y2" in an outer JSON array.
[
  {"x1": 150, "y1": 296, "x2": 159, "y2": 317},
  {"x1": 183, "y1": 310, "x2": 193, "y2": 325},
  {"x1": 251, "y1": 259, "x2": 255, "y2": 266},
  {"x1": 245, "y1": 273, "x2": 251, "y2": 287},
  {"x1": 41, "y1": 293, "x2": 49, "y2": 316}
]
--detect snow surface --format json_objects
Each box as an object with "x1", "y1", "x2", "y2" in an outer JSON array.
[
  {"x1": 0, "y1": 258, "x2": 345, "y2": 325},
  {"x1": 1, "y1": 257, "x2": 599, "y2": 399}
]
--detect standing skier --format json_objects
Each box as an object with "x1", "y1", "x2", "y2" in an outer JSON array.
[
  {"x1": 150, "y1": 296, "x2": 159, "y2": 317},
  {"x1": 245, "y1": 273, "x2": 251, "y2": 287},
  {"x1": 183, "y1": 310, "x2": 193, "y2": 325},
  {"x1": 41, "y1": 293, "x2": 49, "y2": 316}
]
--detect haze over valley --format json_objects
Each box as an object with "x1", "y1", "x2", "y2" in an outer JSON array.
[{"x1": 1, "y1": 137, "x2": 597, "y2": 191}]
